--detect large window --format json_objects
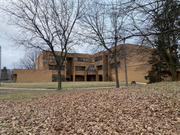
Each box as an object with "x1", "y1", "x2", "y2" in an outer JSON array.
[
  {"x1": 75, "y1": 57, "x2": 88, "y2": 62},
  {"x1": 97, "y1": 65, "x2": 103, "y2": 70},
  {"x1": 109, "y1": 53, "x2": 113, "y2": 58},
  {"x1": 49, "y1": 55, "x2": 55, "y2": 60},
  {"x1": 75, "y1": 66, "x2": 85, "y2": 71},
  {"x1": 43, "y1": 59, "x2": 48, "y2": 62},
  {"x1": 110, "y1": 62, "x2": 120, "y2": 69},
  {"x1": 49, "y1": 65, "x2": 64, "y2": 70},
  {"x1": 95, "y1": 55, "x2": 102, "y2": 62},
  {"x1": 49, "y1": 55, "x2": 65, "y2": 60}
]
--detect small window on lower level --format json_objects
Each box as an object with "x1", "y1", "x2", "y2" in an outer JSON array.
[{"x1": 97, "y1": 65, "x2": 103, "y2": 70}]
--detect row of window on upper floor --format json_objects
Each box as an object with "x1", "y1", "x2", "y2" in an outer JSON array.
[
  {"x1": 47, "y1": 50, "x2": 120, "y2": 63},
  {"x1": 49, "y1": 65, "x2": 65, "y2": 70},
  {"x1": 49, "y1": 63, "x2": 120, "y2": 71},
  {"x1": 75, "y1": 57, "x2": 88, "y2": 62},
  {"x1": 49, "y1": 55, "x2": 65, "y2": 60},
  {"x1": 49, "y1": 65, "x2": 86, "y2": 71}
]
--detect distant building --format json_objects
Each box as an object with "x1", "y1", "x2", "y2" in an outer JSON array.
[{"x1": 13, "y1": 44, "x2": 154, "y2": 83}]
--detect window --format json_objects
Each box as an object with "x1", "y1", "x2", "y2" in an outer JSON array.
[
  {"x1": 49, "y1": 55, "x2": 55, "y2": 60},
  {"x1": 43, "y1": 59, "x2": 48, "y2": 62},
  {"x1": 75, "y1": 66, "x2": 85, "y2": 71},
  {"x1": 75, "y1": 57, "x2": 88, "y2": 62},
  {"x1": 95, "y1": 55, "x2": 102, "y2": 62},
  {"x1": 116, "y1": 50, "x2": 120, "y2": 57},
  {"x1": 97, "y1": 65, "x2": 103, "y2": 70},
  {"x1": 49, "y1": 55, "x2": 65, "y2": 60},
  {"x1": 109, "y1": 53, "x2": 112, "y2": 58},
  {"x1": 49, "y1": 65, "x2": 64, "y2": 70},
  {"x1": 110, "y1": 62, "x2": 120, "y2": 69}
]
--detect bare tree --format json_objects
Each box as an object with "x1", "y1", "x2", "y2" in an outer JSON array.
[
  {"x1": 1, "y1": 0, "x2": 88, "y2": 90},
  {"x1": 80, "y1": 0, "x2": 130, "y2": 87},
  {"x1": 12, "y1": 49, "x2": 41, "y2": 70},
  {"x1": 130, "y1": 0, "x2": 180, "y2": 81}
]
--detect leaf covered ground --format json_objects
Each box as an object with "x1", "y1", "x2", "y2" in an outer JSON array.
[{"x1": 0, "y1": 82, "x2": 180, "y2": 134}]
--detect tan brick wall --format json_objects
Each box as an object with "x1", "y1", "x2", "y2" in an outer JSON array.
[
  {"x1": 110, "y1": 64, "x2": 150, "y2": 82},
  {"x1": 13, "y1": 69, "x2": 52, "y2": 82},
  {"x1": 15, "y1": 44, "x2": 155, "y2": 83}
]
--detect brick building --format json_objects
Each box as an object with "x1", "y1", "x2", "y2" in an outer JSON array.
[{"x1": 13, "y1": 44, "x2": 153, "y2": 83}]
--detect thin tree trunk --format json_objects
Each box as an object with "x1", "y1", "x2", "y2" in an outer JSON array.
[
  {"x1": 124, "y1": 41, "x2": 128, "y2": 86},
  {"x1": 58, "y1": 69, "x2": 62, "y2": 90},
  {"x1": 170, "y1": 65, "x2": 178, "y2": 81},
  {"x1": 114, "y1": 56, "x2": 119, "y2": 88}
]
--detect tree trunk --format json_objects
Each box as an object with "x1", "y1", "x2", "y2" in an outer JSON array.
[
  {"x1": 114, "y1": 56, "x2": 119, "y2": 88},
  {"x1": 58, "y1": 69, "x2": 62, "y2": 90},
  {"x1": 170, "y1": 65, "x2": 178, "y2": 81}
]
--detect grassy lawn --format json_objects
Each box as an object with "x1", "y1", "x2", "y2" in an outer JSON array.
[
  {"x1": 0, "y1": 81, "x2": 142, "y2": 89},
  {"x1": 0, "y1": 81, "x2": 177, "y2": 102},
  {"x1": 0, "y1": 81, "x2": 146, "y2": 101}
]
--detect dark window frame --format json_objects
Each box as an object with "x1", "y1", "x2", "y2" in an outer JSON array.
[
  {"x1": 95, "y1": 55, "x2": 103, "y2": 62},
  {"x1": 75, "y1": 66, "x2": 86, "y2": 71},
  {"x1": 49, "y1": 55, "x2": 55, "y2": 60},
  {"x1": 75, "y1": 57, "x2": 88, "y2": 62},
  {"x1": 49, "y1": 55, "x2": 65, "y2": 61},
  {"x1": 49, "y1": 65, "x2": 65, "y2": 70},
  {"x1": 43, "y1": 59, "x2": 48, "y2": 62},
  {"x1": 97, "y1": 65, "x2": 103, "y2": 70}
]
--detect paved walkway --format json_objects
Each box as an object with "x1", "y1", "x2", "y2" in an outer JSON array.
[
  {"x1": 0, "y1": 87, "x2": 56, "y2": 90},
  {"x1": 0, "y1": 86, "x2": 117, "y2": 91},
  {"x1": 0, "y1": 82, "x2": 146, "y2": 91}
]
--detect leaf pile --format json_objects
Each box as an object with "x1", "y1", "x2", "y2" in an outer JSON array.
[{"x1": 0, "y1": 85, "x2": 180, "y2": 134}]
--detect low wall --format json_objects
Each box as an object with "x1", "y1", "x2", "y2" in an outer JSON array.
[{"x1": 13, "y1": 69, "x2": 52, "y2": 83}]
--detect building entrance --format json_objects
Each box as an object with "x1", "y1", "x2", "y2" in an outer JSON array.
[{"x1": 87, "y1": 75, "x2": 96, "y2": 81}]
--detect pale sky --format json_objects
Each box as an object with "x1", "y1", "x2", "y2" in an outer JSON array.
[
  {"x1": 0, "y1": 0, "x2": 24, "y2": 69},
  {"x1": 0, "y1": 21, "x2": 25, "y2": 69},
  {"x1": 0, "y1": 0, "x2": 136, "y2": 69}
]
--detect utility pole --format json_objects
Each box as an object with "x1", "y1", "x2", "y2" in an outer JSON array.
[{"x1": 124, "y1": 39, "x2": 128, "y2": 86}]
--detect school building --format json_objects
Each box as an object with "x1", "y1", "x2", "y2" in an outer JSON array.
[{"x1": 13, "y1": 44, "x2": 153, "y2": 83}]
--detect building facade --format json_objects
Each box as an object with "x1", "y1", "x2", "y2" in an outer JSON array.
[{"x1": 13, "y1": 44, "x2": 153, "y2": 83}]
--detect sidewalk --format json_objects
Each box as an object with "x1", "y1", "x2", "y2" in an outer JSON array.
[
  {"x1": 0, "y1": 82, "x2": 146, "y2": 91},
  {"x1": 0, "y1": 86, "x2": 120, "y2": 91}
]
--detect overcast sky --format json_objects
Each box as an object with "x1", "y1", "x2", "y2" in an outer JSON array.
[
  {"x1": 0, "y1": 21, "x2": 25, "y2": 69},
  {"x1": 0, "y1": 0, "x2": 136, "y2": 69},
  {"x1": 0, "y1": 0, "x2": 23, "y2": 69}
]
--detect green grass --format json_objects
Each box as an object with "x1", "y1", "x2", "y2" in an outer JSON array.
[
  {"x1": 0, "y1": 81, "x2": 179, "y2": 102},
  {"x1": 0, "y1": 81, "x2": 146, "y2": 101},
  {"x1": 0, "y1": 89, "x2": 84, "y2": 101},
  {"x1": 0, "y1": 81, "x2": 141, "y2": 89}
]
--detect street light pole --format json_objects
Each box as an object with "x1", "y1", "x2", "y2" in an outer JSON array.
[{"x1": 124, "y1": 38, "x2": 128, "y2": 86}]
